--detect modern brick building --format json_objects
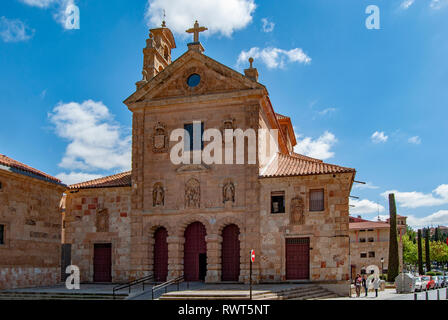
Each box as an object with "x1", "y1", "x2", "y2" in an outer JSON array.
[
  {"x1": 62, "y1": 22, "x2": 357, "y2": 295},
  {"x1": 0, "y1": 155, "x2": 65, "y2": 290}
]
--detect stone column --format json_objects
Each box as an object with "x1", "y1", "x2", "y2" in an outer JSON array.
[
  {"x1": 167, "y1": 235, "x2": 183, "y2": 280},
  {"x1": 205, "y1": 234, "x2": 221, "y2": 282}
]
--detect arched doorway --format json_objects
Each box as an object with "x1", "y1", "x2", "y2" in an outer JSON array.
[
  {"x1": 184, "y1": 222, "x2": 207, "y2": 281},
  {"x1": 154, "y1": 227, "x2": 168, "y2": 282},
  {"x1": 221, "y1": 224, "x2": 240, "y2": 281}
]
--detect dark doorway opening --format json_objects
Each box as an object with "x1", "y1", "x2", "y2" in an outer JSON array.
[
  {"x1": 221, "y1": 224, "x2": 240, "y2": 281},
  {"x1": 184, "y1": 222, "x2": 207, "y2": 281},
  {"x1": 154, "y1": 227, "x2": 168, "y2": 282},
  {"x1": 199, "y1": 253, "x2": 207, "y2": 281},
  {"x1": 93, "y1": 243, "x2": 112, "y2": 282}
]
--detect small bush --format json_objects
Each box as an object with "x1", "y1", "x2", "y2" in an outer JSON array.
[
  {"x1": 426, "y1": 271, "x2": 436, "y2": 276},
  {"x1": 435, "y1": 272, "x2": 443, "y2": 276}
]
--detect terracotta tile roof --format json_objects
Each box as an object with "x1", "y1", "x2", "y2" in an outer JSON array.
[
  {"x1": 260, "y1": 153, "x2": 356, "y2": 178},
  {"x1": 275, "y1": 113, "x2": 289, "y2": 120},
  {"x1": 349, "y1": 216, "x2": 369, "y2": 223},
  {"x1": 68, "y1": 171, "x2": 131, "y2": 189},
  {"x1": 0, "y1": 154, "x2": 62, "y2": 184},
  {"x1": 349, "y1": 221, "x2": 390, "y2": 230}
]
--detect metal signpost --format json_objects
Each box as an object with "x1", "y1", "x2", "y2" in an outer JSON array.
[{"x1": 250, "y1": 249, "x2": 255, "y2": 300}]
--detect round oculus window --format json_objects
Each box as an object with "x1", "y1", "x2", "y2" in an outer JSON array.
[{"x1": 187, "y1": 74, "x2": 201, "y2": 87}]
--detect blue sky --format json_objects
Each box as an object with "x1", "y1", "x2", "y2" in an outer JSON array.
[{"x1": 0, "y1": 0, "x2": 447, "y2": 228}]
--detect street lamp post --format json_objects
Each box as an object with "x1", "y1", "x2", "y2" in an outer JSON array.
[{"x1": 381, "y1": 258, "x2": 384, "y2": 275}]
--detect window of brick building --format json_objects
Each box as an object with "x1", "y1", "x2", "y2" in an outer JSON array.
[
  {"x1": 369, "y1": 251, "x2": 375, "y2": 258},
  {"x1": 360, "y1": 253, "x2": 367, "y2": 258},
  {"x1": 368, "y1": 237, "x2": 374, "y2": 242},
  {"x1": 309, "y1": 189, "x2": 324, "y2": 211},
  {"x1": 359, "y1": 238, "x2": 366, "y2": 243},
  {"x1": 271, "y1": 191, "x2": 285, "y2": 214},
  {"x1": 0, "y1": 224, "x2": 4, "y2": 245}
]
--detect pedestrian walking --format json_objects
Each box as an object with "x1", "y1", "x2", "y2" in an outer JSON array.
[
  {"x1": 362, "y1": 274, "x2": 368, "y2": 297},
  {"x1": 355, "y1": 274, "x2": 362, "y2": 297},
  {"x1": 373, "y1": 276, "x2": 380, "y2": 298}
]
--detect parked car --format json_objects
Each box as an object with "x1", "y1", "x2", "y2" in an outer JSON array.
[
  {"x1": 444, "y1": 276, "x2": 448, "y2": 288},
  {"x1": 435, "y1": 276, "x2": 445, "y2": 288},
  {"x1": 433, "y1": 276, "x2": 440, "y2": 289},
  {"x1": 425, "y1": 276, "x2": 436, "y2": 290},
  {"x1": 414, "y1": 276, "x2": 425, "y2": 292}
]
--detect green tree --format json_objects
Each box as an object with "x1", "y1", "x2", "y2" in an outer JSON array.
[
  {"x1": 425, "y1": 228, "x2": 431, "y2": 272},
  {"x1": 387, "y1": 194, "x2": 400, "y2": 281},
  {"x1": 406, "y1": 226, "x2": 417, "y2": 243},
  {"x1": 402, "y1": 234, "x2": 418, "y2": 266},
  {"x1": 417, "y1": 229, "x2": 424, "y2": 275}
]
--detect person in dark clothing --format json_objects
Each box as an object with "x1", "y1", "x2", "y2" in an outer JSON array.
[
  {"x1": 354, "y1": 274, "x2": 362, "y2": 297},
  {"x1": 362, "y1": 274, "x2": 368, "y2": 297}
]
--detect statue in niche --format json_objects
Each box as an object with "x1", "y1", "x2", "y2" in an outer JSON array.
[
  {"x1": 152, "y1": 122, "x2": 168, "y2": 153},
  {"x1": 185, "y1": 179, "x2": 200, "y2": 209},
  {"x1": 290, "y1": 196, "x2": 305, "y2": 225},
  {"x1": 153, "y1": 183, "x2": 165, "y2": 207},
  {"x1": 223, "y1": 181, "x2": 235, "y2": 203},
  {"x1": 96, "y1": 209, "x2": 109, "y2": 232}
]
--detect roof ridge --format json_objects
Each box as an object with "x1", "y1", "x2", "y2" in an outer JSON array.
[
  {"x1": 0, "y1": 154, "x2": 62, "y2": 184},
  {"x1": 69, "y1": 171, "x2": 132, "y2": 189}
]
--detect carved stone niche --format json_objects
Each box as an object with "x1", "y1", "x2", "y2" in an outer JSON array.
[
  {"x1": 185, "y1": 178, "x2": 200, "y2": 209},
  {"x1": 96, "y1": 209, "x2": 109, "y2": 233},
  {"x1": 290, "y1": 196, "x2": 305, "y2": 225},
  {"x1": 153, "y1": 183, "x2": 165, "y2": 207},
  {"x1": 152, "y1": 122, "x2": 168, "y2": 153},
  {"x1": 222, "y1": 180, "x2": 235, "y2": 204}
]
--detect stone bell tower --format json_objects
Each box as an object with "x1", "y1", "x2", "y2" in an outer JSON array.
[{"x1": 136, "y1": 21, "x2": 176, "y2": 89}]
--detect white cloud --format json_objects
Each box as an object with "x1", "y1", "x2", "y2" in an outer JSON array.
[
  {"x1": 318, "y1": 108, "x2": 337, "y2": 116},
  {"x1": 49, "y1": 100, "x2": 131, "y2": 174},
  {"x1": 237, "y1": 47, "x2": 311, "y2": 69},
  {"x1": 407, "y1": 210, "x2": 448, "y2": 228},
  {"x1": 0, "y1": 16, "x2": 34, "y2": 42},
  {"x1": 353, "y1": 182, "x2": 380, "y2": 190},
  {"x1": 19, "y1": 0, "x2": 57, "y2": 8},
  {"x1": 350, "y1": 199, "x2": 385, "y2": 215},
  {"x1": 294, "y1": 131, "x2": 337, "y2": 160},
  {"x1": 381, "y1": 185, "x2": 448, "y2": 208},
  {"x1": 19, "y1": 0, "x2": 77, "y2": 30},
  {"x1": 400, "y1": 0, "x2": 415, "y2": 9},
  {"x1": 56, "y1": 172, "x2": 103, "y2": 186},
  {"x1": 261, "y1": 18, "x2": 274, "y2": 32},
  {"x1": 371, "y1": 131, "x2": 388, "y2": 144},
  {"x1": 145, "y1": 0, "x2": 256, "y2": 37},
  {"x1": 430, "y1": 0, "x2": 448, "y2": 9},
  {"x1": 408, "y1": 136, "x2": 421, "y2": 144}
]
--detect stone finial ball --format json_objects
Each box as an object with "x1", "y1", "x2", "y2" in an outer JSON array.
[{"x1": 249, "y1": 57, "x2": 254, "y2": 67}]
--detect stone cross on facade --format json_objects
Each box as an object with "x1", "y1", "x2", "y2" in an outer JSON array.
[{"x1": 186, "y1": 20, "x2": 208, "y2": 43}]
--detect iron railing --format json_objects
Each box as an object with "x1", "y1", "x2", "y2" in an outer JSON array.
[
  {"x1": 151, "y1": 276, "x2": 188, "y2": 300},
  {"x1": 112, "y1": 274, "x2": 155, "y2": 299}
]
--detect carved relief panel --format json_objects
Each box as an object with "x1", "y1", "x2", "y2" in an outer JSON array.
[
  {"x1": 290, "y1": 196, "x2": 305, "y2": 225},
  {"x1": 185, "y1": 178, "x2": 200, "y2": 209}
]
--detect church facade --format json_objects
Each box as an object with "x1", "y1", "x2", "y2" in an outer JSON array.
[{"x1": 64, "y1": 22, "x2": 356, "y2": 295}]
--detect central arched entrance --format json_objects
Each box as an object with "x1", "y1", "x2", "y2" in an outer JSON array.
[
  {"x1": 221, "y1": 224, "x2": 240, "y2": 281},
  {"x1": 184, "y1": 222, "x2": 207, "y2": 281},
  {"x1": 154, "y1": 227, "x2": 168, "y2": 282}
]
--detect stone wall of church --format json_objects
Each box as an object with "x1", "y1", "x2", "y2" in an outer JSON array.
[
  {"x1": 128, "y1": 92, "x2": 263, "y2": 282},
  {"x1": 64, "y1": 187, "x2": 131, "y2": 283},
  {"x1": 258, "y1": 172, "x2": 354, "y2": 291},
  {"x1": 0, "y1": 170, "x2": 65, "y2": 290}
]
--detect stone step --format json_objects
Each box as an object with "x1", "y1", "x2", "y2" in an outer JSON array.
[
  {"x1": 0, "y1": 292, "x2": 127, "y2": 300},
  {"x1": 159, "y1": 285, "x2": 338, "y2": 301}
]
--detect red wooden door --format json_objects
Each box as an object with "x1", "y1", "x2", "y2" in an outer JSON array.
[
  {"x1": 93, "y1": 243, "x2": 112, "y2": 282},
  {"x1": 154, "y1": 227, "x2": 168, "y2": 282},
  {"x1": 286, "y1": 238, "x2": 310, "y2": 280},
  {"x1": 184, "y1": 222, "x2": 207, "y2": 281},
  {"x1": 221, "y1": 224, "x2": 240, "y2": 281}
]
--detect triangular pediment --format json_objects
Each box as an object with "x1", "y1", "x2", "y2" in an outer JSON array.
[{"x1": 124, "y1": 49, "x2": 265, "y2": 106}]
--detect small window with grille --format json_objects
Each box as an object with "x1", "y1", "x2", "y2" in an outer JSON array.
[
  {"x1": 309, "y1": 189, "x2": 324, "y2": 212},
  {"x1": 359, "y1": 238, "x2": 366, "y2": 243},
  {"x1": 368, "y1": 237, "x2": 374, "y2": 242},
  {"x1": 360, "y1": 252, "x2": 367, "y2": 258},
  {"x1": 271, "y1": 191, "x2": 285, "y2": 214},
  {"x1": 369, "y1": 251, "x2": 375, "y2": 258}
]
